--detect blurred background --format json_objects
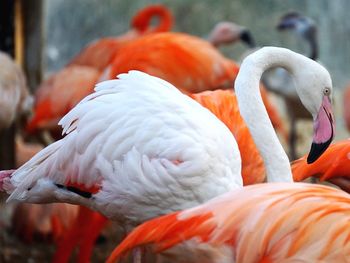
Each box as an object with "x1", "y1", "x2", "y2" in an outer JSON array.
[
  {"x1": 1, "y1": 0, "x2": 350, "y2": 262},
  {"x1": 45, "y1": 0, "x2": 349, "y2": 88},
  {"x1": 44, "y1": 0, "x2": 350, "y2": 139}
]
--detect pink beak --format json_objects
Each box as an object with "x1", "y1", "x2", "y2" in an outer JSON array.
[{"x1": 307, "y1": 96, "x2": 335, "y2": 163}]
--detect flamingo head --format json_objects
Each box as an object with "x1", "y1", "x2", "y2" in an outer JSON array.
[
  {"x1": 208, "y1": 21, "x2": 256, "y2": 48},
  {"x1": 277, "y1": 11, "x2": 317, "y2": 41},
  {"x1": 293, "y1": 59, "x2": 334, "y2": 164}
]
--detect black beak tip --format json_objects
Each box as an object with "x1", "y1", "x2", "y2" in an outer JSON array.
[
  {"x1": 306, "y1": 138, "x2": 332, "y2": 164},
  {"x1": 240, "y1": 30, "x2": 256, "y2": 48},
  {"x1": 276, "y1": 24, "x2": 285, "y2": 30},
  {"x1": 276, "y1": 21, "x2": 295, "y2": 31}
]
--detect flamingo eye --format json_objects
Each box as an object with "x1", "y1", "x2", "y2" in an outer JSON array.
[{"x1": 323, "y1": 87, "x2": 330, "y2": 96}]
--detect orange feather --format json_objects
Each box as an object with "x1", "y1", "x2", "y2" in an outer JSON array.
[
  {"x1": 107, "y1": 183, "x2": 350, "y2": 263},
  {"x1": 191, "y1": 90, "x2": 266, "y2": 185}
]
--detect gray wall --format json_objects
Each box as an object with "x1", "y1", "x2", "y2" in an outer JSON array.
[{"x1": 44, "y1": 0, "x2": 350, "y2": 89}]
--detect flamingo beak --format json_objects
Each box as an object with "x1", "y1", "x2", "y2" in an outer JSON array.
[
  {"x1": 307, "y1": 96, "x2": 335, "y2": 164},
  {"x1": 277, "y1": 18, "x2": 296, "y2": 30},
  {"x1": 240, "y1": 30, "x2": 256, "y2": 48}
]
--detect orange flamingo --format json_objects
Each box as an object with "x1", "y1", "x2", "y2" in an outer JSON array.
[
  {"x1": 107, "y1": 183, "x2": 350, "y2": 263},
  {"x1": 292, "y1": 139, "x2": 350, "y2": 192},
  {"x1": 26, "y1": 4, "x2": 173, "y2": 136}
]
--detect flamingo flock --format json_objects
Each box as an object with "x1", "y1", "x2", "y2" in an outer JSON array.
[{"x1": 0, "y1": 4, "x2": 350, "y2": 263}]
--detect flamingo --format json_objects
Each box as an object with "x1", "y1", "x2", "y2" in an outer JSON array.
[
  {"x1": 53, "y1": 87, "x2": 279, "y2": 263},
  {"x1": 107, "y1": 47, "x2": 337, "y2": 262},
  {"x1": 292, "y1": 139, "x2": 350, "y2": 192},
  {"x1": 207, "y1": 21, "x2": 255, "y2": 48},
  {"x1": 51, "y1": 88, "x2": 267, "y2": 263},
  {"x1": 107, "y1": 183, "x2": 350, "y2": 263},
  {"x1": 0, "y1": 47, "x2": 333, "y2": 262},
  {"x1": 263, "y1": 11, "x2": 319, "y2": 159},
  {"x1": 26, "y1": 4, "x2": 174, "y2": 136}
]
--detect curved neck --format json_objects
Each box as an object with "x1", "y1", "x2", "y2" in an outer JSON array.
[
  {"x1": 131, "y1": 5, "x2": 173, "y2": 33},
  {"x1": 235, "y1": 47, "x2": 298, "y2": 182}
]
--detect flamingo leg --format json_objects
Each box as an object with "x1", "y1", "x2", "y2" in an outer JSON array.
[
  {"x1": 77, "y1": 212, "x2": 108, "y2": 263},
  {"x1": 52, "y1": 206, "x2": 96, "y2": 263}
]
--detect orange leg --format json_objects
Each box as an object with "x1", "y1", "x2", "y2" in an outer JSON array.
[
  {"x1": 76, "y1": 212, "x2": 108, "y2": 263},
  {"x1": 52, "y1": 206, "x2": 102, "y2": 263}
]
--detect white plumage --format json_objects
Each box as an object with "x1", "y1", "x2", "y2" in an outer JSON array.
[{"x1": 5, "y1": 70, "x2": 242, "y2": 226}]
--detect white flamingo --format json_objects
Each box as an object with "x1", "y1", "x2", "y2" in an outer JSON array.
[{"x1": 0, "y1": 47, "x2": 333, "y2": 261}]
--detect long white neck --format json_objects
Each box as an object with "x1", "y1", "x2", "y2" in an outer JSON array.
[{"x1": 235, "y1": 47, "x2": 300, "y2": 182}]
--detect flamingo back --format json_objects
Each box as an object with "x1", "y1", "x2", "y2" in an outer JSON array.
[{"x1": 105, "y1": 32, "x2": 239, "y2": 94}]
